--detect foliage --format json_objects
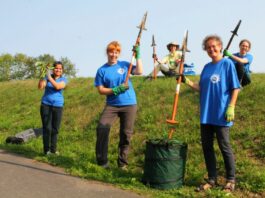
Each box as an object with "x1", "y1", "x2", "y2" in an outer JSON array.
[
  {"x1": 0, "y1": 74, "x2": 265, "y2": 197},
  {"x1": 0, "y1": 53, "x2": 77, "y2": 81}
]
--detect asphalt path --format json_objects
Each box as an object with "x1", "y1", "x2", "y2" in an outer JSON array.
[{"x1": 0, "y1": 149, "x2": 143, "y2": 198}]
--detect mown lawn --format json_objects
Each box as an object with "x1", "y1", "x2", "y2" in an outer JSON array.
[{"x1": 0, "y1": 74, "x2": 265, "y2": 197}]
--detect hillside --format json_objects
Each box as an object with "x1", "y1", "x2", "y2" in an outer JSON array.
[{"x1": 0, "y1": 74, "x2": 265, "y2": 197}]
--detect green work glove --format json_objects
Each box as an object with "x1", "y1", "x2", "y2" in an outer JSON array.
[
  {"x1": 224, "y1": 50, "x2": 233, "y2": 57},
  {"x1": 133, "y1": 45, "x2": 141, "y2": 60},
  {"x1": 225, "y1": 105, "x2": 235, "y2": 122},
  {"x1": 112, "y1": 84, "x2": 129, "y2": 96}
]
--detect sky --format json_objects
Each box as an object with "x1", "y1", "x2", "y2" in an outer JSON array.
[{"x1": 1, "y1": 0, "x2": 264, "y2": 77}]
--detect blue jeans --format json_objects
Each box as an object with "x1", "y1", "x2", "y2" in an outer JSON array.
[{"x1": 200, "y1": 124, "x2": 235, "y2": 181}]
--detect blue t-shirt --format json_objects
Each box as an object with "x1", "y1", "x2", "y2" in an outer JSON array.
[
  {"x1": 94, "y1": 61, "x2": 137, "y2": 106},
  {"x1": 41, "y1": 76, "x2": 67, "y2": 107},
  {"x1": 199, "y1": 58, "x2": 240, "y2": 126},
  {"x1": 232, "y1": 53, "x2": 253, "y2": 73}
]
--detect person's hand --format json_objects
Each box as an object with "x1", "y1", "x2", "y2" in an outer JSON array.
[
  {"x1": 175, "y1": 59, "x2": 181, "y2": 64},
  {"x1": 152, "y1": 54, "x2": 158, "y2": 60},
  {"x1": 223, "y1": 50, "x2": 233, "y2": 57},
  {"x1": 133, "y1": 45, "x2": 141, "y2": 60},
  {"x1": 46, "y1": 67, "x2": 52, "y2": 78},
  {"x1": 112, "y1": 84, "x2": 129, "y2": 96},
  {"x1": 225, "y1": 105, "x2": 235, "y2": 122},
  {"x1": 176, "y1": 74, "x2": 191, "y2": 84}
]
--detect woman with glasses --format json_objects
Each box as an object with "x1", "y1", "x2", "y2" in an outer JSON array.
[{"x1": 181, "y1": 35, "x2": 240, "y2": 192}]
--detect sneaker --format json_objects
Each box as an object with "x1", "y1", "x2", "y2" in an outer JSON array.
[
  {"x1": 53, "y1": 151, "x2": 60, "y2": 155},
  {"x1": 45, "y1": 151, "x2": 52, "y2": 156},
  {"x1": 99, "y1": 163, "x2": 110, "y2": 170},
  {"x1": 119, "y1": 165, "x2": 128, "y2": 171}
]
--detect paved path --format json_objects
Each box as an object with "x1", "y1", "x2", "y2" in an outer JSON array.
[{"x1": 0, "y1": 149, "x2": 143, "y2": 198}]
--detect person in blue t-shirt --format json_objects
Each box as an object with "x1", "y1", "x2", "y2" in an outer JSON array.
[
  {"x1": 94, "y1": 41, "x2": 143, "y2": 170},
  {"x1": 224, "y1": 39, "x2": 253, "y2": 87},
  {"x1": 38, "y1": 61, "x2": 67, "y2": 155},
  {"x1": 180, "y1": 35, "x2": 241, "y2": 192}
]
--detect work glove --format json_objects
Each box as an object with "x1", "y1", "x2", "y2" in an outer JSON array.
[
  {"x1": 175, "y1": 74, "x2": 191, "y2": 84},
  {"x1": 152, "y1": 54, "x2": 158, "y2": 61},
  {"x1": 133, "y1": 45, "x2": 141, "y2": 60},
  {"x1": 112, "y1": 84, "x2": 129, "y2": 96},
  {"x1": 46, "y1": 67, "x2": 52, "y2": 78},
  {"x1": 225, "y1": 104, "x2": 235, "y2": 122},
  {"x1": 223, "y1": 50, "x2": 233, "y2": 57}
]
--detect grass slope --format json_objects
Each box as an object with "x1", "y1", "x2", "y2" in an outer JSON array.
[{"x1": 0, "y1": 74, "x2": 265, "y2": 198}]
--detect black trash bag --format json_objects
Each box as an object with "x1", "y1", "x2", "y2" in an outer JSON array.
[{"x1": 5, "y1": 136, "x2": 24, "y2": 144}]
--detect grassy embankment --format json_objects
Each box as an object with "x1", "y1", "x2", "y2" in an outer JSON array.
[{"x1": 0, "y1": 74, "x2": 265, "y2": 198}]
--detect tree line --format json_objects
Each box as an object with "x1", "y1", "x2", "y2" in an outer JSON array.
[{"x1": 0, "y1": 53, "x2": 77, "y2": 81}]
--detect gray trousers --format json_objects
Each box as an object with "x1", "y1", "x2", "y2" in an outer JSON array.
[
  {"x1": 200, "y1": 124, "x2": 235, "y2": 181},
  {"x1": 96, "y1": 105, "x2": 137, "y2": 167}
]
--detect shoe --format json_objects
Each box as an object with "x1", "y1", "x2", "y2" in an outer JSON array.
[
  {"x1": 119, "y1": 165, "x2": 128, "y2": 171},
  {"x1": 52, "y1": 151, "x2": 60, "y2": 155},
  {"x1": 99, "y1": 163, "x2": 110, "y2": 170},
  {"x1": 195, "y1": 179, "x2": 217, "y2": 192},
  {"x1": 223, "y1": 180, "x2": 235, "y2": 193},
  {"x1": 45, "y1": 151, "x2": 52, "y2": 156}
]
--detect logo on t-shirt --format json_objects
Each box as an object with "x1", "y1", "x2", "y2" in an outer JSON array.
[
  {"x1": 210, "y1": 74, "x2": 220, "y2": 83},
  {"x1": 117, "y1": 68, "x2": 125, "y2": 75}
]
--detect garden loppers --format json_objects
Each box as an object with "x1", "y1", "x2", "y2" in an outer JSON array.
[
  {"x1": 223, "y1": 20, "x2": 242, "y2": 57},
  {"x1": 166, "y1": 30, "x2": 189, "y2": 139},
  {"x1": 151, "y1": 35, "x2": 159, "y2": 80},
  {"x1": 124, "y1": 12, "x2": 147, "y2": 84}
]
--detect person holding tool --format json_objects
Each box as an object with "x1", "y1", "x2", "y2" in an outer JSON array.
[
  {"x1": 146, "y1": 41, "x2": 182, "y2": 79},
  {"x1": 224, "y1": 39, "x2": 253, "y2": 86},
  {"x1": 94, "y1": 41, "x2": 143, "y2": 170},
  {"x1": 38, "y1": 61, "x2": 67, "y2": 155},
  {"x1": 179, "y1": 35, "x2": 240, "y2": 192}
]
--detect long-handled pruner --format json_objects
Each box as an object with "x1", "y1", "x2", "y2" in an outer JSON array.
[
  {"x1": 124, "y1": 12, "x2": 148, "y2": 84},
  {"x1": 151, "y1": 35, "x2": 157, "y2": 80},
  {"x1": 166, "y1": 30, "x2": 189, "y2": 139},
  {"x1": 223, "y1": 20, "x2": 242, "y2": 57}
]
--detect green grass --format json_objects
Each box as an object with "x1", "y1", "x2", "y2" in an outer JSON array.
[{"x1": 0, "y1": 74, "x2": 265, "y2": 198}]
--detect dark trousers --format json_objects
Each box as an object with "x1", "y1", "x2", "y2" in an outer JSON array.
[
  {"x1": 200, "y1": 124, "x2": 235, "y2": 181},
  {"x1": 96, "y1": 105, "x2": 137, "y2": 167},
  {"x1": 235, "y1": 63, "x2": 251, "y2": 87},
  {"x1": 40, "y1": 104, "x2": 63, "y2": 153}
]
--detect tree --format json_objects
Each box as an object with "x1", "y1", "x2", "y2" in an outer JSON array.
[
  {"x1": 0, "y1": 53, "x2": 77, "y2": 81},
  {"x1": 0, "y1": 53, "x2": 13, "y2": 81}
]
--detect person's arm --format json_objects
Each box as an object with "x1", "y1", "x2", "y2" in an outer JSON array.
[
  {"x1": 229, "y1": 88, "x2": 240, "y2": 106},
  {"x1": 224, "y1": 50, "x2": 249, "y2": 64},
  {"x1": 134, "y1": 59, "x2": 143, "y2": 75},
  {"x1": 132, "y1": 45, "x2": 143, "y2": 75},
  {"x1": 38, "y1": 79, "x2": 46, "y2": 90},
  {"x1": 178, "y1": 75, "x2": 200, "y2": 91},
  {"x1": 47, "y1": 75, "x2": 66, "y2": 90},
  {"x1": 185, "y1": 79, "x2": 200, "y2": 92},
  {"x1": 97, "y1": 84, "x2": 129, "y2": 96},
  {"x1": 97, "y1": 85, "x2": 114, "y2": 95}
]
